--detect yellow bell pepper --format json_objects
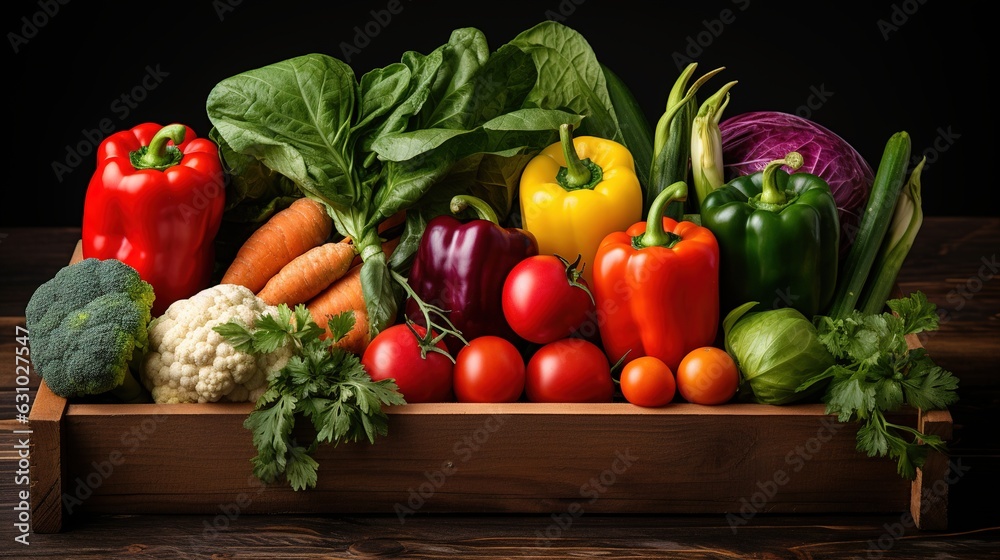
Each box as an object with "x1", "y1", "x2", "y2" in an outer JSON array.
[{"x1": 519, "y1": 123, "x2": 642, "y2": 284}]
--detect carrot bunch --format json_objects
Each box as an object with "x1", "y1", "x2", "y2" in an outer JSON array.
[{"x1": 220, "y1": 196, "x2": 388, "y2": 355}]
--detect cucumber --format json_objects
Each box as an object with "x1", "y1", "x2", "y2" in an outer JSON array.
[
  {"x1": 856, "y1": 157, "x2": 925, "y2": 315},
  {"x1": 826, "y1": 131, "x2": 912, "y2": 320},
  {"x1": 601, "y1": 63, "x2": 654, "y2": 190}
]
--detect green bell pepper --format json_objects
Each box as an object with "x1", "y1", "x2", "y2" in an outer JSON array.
[{"x1": 700, "y1": 152, "x2": 839, "y2": 318}]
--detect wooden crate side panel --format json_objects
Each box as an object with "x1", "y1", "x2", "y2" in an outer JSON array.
[
  {"x1": 61, "y1": 407, "x2": 910, "y2": 518},
  {"x1": 27, "y1": 382, "x2": 67, "y2": 533}
]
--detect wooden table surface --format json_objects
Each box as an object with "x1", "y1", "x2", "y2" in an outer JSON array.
[{"x1": 2, "y1": 219, "x2": 998, "y2": 559}]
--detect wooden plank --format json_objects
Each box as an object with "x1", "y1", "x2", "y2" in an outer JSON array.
[
  {"x1": 894, "y1": 217, "x2": 1000, "y2": 388},
  {"x1": 56, "y1": 402, "x2": 912, "y2": 520},
  {"x1": 911, "y1": 409, "x2": 955, "y2": 531},
  {"x1": 0, "y1": 227, "x2": 82, "y2": 317},
  {"x1": 28, "y1": 381, "x2": 68, "y2": 533}
]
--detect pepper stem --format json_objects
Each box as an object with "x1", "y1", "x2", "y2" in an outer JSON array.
[
  {"x1": 450, "y1": 195, "x2": 498, "y2": 225},
  {"x1": 555, "y1": 123, "x2": 603, "y2": 191},
  {"x1": 638, "y1": 181, "x2": 688, "y2": 248},
  {"x1": 133, "y1": 124, "x2": 186, "y2": 170},
  {"x1": 759, "y1": 152, "x2": 803, "y2": 205}
]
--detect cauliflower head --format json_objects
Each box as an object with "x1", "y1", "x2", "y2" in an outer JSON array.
[{"x1": 140, "y1": 284, "x2": 292, "y2": 404}]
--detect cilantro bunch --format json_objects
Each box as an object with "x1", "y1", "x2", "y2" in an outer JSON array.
[
  {"x1": 798, "y1": 291, "x2": 960, "y2": 479},
  {"x1": 214, "y1": 305, "x2": 406, "y2": 490}
]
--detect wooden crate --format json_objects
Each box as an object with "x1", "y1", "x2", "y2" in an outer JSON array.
[{"x1": 27, "y1": 244, "x2": 954, "y2": 533}]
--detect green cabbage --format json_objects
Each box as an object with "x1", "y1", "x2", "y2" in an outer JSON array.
[{"x1": 723, "y1": 302, "x2": 835, "y2": 405}]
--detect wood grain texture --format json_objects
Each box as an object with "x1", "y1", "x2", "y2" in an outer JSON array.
[
  {"x1": 894, "y1": 217, "x2": 999, "y2": 388},
  {"x1": 51, "y1": 402, "x2": 914, "y2": 522},
  {"x1": 26, "y1": 382, "x2": 66, "y2": 534},
  {"x1": 0, "y1": 227, "x2": 81, "y2": 317},
  {"x1": 3, "y1": 220, "x2": 998, "y2": 556},
  {"x1": 14, "y1": 512, "x2": 1000, "y2": 559},
  {"x1": 911, "y1": 409, "x2": 955, "y2": 531}
]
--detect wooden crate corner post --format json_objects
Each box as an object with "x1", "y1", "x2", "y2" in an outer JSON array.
[
  {"x1": 910, "y1": 408, "x2": 954, "y2": 531},
  {"x1": 28, "y1": 380, "x2": 68, "y2": 533}
]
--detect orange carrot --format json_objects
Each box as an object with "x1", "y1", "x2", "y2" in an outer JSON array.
[
  {"x1": 257, "y1": 241, "x2": 357, "y2": 307},
  {"x1": 379, "y1": 210, "x2": 407, "y2": 234},
  {"x1": 306, "y1": 264, "x2": 372, "y2": 355},
  {"x1": 221, "y1": 197, "x2": 333, "y2": 293}
]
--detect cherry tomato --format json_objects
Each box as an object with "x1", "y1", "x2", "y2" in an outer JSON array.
[
  {"x1": 453, "y1": 336, "x2": 526, "y2": 403},
  {"x1": 525, "y1": 338, "x2": 614, "y2": 403},
  {"x1": 675, "y1": 346, "x2": 739, "y2": 405},
  {"x1": 619, "y1": 356, "x2": 676, "y2": 407},
  {"x1": 502, "y1": 254, "x2": 596, "y2": 344},
  {"x1": 361, "y1": 323, "x2": 454, "y2": 403}
]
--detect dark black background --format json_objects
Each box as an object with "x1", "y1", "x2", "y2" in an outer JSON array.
[{"x1": 2, "y1": 0, "x2": 987, "y2": 228}]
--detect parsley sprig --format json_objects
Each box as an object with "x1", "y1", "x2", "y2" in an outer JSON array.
[
  {"x1": 798, "y1": 291, "x2": 959, "y2": 479},
  {"x1": 214, "y1": 304, "x2": 406, "y2": 490}
]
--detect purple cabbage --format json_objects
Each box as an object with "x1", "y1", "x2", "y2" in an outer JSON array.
[{"x1": 719, "y1": 111, "x2": 875, "y2": 258}]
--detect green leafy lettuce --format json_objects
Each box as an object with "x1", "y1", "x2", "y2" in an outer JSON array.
[{"x1": 206, "y1": 22, "x2": 634, "y2": 337}]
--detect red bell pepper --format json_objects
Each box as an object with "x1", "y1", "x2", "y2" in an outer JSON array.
[
  {"x1": 592, "y1": 181, "x2": 720, "y2": 372},
  {"x1": 82, "y1": 122, "x2": 225, "y2": 316}
]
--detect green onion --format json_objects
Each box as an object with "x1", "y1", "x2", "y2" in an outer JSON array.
[
  {"x1": 648, "y1": 63, "x2": 724, "y2": 218},
  {"x1": 826, "y1": 131, "x2": 911, "y2": 320},
  {"x1": 857, "y1": 157, "x2": 925, "y2": 314},
  {"x1": 690, "y1": 79, "x2": 737, "y2": 214}
]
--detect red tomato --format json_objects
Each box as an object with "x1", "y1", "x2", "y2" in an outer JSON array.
[
  {"x1": 361, "y1": 323, "x2": 454, "y2": 403},
  {"x1": 453, "y1": 336, "x2": 526, "y2": 403},
  {"x1": 525, "y1": 338, "x2": 614, "y2": 403},
  {"x1": 502, "y1": 255, "x2": 596, "y2": 344},
  {"x1": 675, "y1": 346, "x2": 739, "y2": 405},
  {"x1": 620, "y1": 356, "x2": 676, "y2": 407}
]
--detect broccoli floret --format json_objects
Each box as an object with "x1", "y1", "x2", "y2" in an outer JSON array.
[{"x1": 25, "y1": 258, "x2": 155, "y2": 402}]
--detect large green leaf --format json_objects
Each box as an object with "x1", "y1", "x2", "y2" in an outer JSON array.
[
  {"x1": 371, "y1": 109, "x2": 579, "y2": 221},
  {"x1": 206, "y1": 53, "x2": 362, "y2": 209},
  {"x1": 412, "y1": 27, "x2": 491, "y2": 130},
  {"x1": 509, "y1": 21, "x2": 622, "y2": 143}
]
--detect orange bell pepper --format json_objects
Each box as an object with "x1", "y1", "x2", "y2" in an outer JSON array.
[{"x1": 591, "y1": 181, "x2": 720, "y2": 371}]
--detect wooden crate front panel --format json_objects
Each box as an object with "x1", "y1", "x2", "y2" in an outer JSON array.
[{"x1": 59, "y1": 402, "x2": 911, "y2": 518}]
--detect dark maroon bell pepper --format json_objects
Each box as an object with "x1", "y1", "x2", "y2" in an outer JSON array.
[{"x1": 406, "y1": 196, "x2": 538, "y2": 354}]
